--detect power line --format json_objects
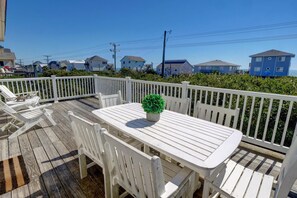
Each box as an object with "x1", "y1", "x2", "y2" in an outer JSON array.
[{"x1": 171, "y1": 20, "x2": 297, "y2": 40}]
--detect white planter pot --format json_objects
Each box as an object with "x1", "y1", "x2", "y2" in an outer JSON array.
[{"x1": 146, "y1": 113, "x2": 160, "y2": 122}]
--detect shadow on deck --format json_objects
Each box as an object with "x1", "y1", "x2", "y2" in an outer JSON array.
[{"x1": 0, "y1": 97, "x2": 295, "y2": 198}]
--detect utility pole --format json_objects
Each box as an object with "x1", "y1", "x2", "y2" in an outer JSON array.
[
  {"x1": 44, "y1": 55, "x2": 52, "y2": 64},
  {"x1": 18, "y1": 59, "x2": 23, "y2": 66},
  {"x1": 161, "y1": 30, "x2": 171, "y2": 77},
  {"x1": 110, "y1": 43, "x2": 120, "y2": 71}
]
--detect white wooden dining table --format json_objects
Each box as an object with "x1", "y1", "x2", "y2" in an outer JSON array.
[{"x1": 92, "y1": 103, "x2": 242, "y2": 177}]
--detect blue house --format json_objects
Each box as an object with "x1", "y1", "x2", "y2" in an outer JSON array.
[
  {"x1": 249, "y1": 49, "x2": 295, "y2": 77},
  {"x1": 194, "y1": 60, "x2": 240, "y2": 74}
]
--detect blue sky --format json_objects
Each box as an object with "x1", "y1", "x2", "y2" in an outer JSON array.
[{"x1": 2, "y1": 0, "x2": 297, "y2": 69}]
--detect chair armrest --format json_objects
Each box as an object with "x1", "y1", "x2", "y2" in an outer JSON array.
[
  {"x1": 161, "y1": 167, "x2": 194, "y2": 198},
  {"x1": 15, "y1": 91, "x2": 38, "y2": 96},
  {"x1": 16, "y1": 103, "x2": 52, "y2": 113}
]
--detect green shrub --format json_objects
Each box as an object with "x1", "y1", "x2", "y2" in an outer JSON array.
[{"x1": 142, "y1": 94, "x2": 165, "y2": 113}]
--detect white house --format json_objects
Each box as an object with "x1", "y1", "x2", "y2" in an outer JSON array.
[
  {"x1": 0, "y1": 46, "x2": 16, "y2": 68},
  {"x1": 33, "y1": 61, "x2": 48, "y2": 73},
  {"x1": 85, "y1": 55, "x2": 108, "y2": 71},
  {"x1": 121, "y1": 56, "x2": 145, "y2": 70},
  {"x1": 60, "y1": 60, "x2": 86, "y2": 71},
  {"x1": 156, "y1": 60, "x2": 193, "y2": 76}
]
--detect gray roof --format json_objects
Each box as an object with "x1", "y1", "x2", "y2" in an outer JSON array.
[
  {"x1": 86, "y1": 55, "x2": 107, "y2": 62},
  {"x1": 121, "y1": 56, "x2": 145, "y2": 62},
  {"x1": 250, "y1": 49, "x2": 295, "y2": 57},
  {"x1": 195, "y1": 60, "x2": 240, "y2": 67}
]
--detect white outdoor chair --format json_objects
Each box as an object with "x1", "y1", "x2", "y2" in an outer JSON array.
[
  {"x1": 68, "y1": 111, "x2": 111, "y2": 198},
  {"x1": 97, "y1": 91, "x2": 143, "y2": 150},
  {"x1": 161, "y1": 94, "x2": 190, "y2": 114},
  {"x1": 0, "y1": 100, "x2": 56, "y2": 139},
  {"x1": 102, "y1": 129, "x2": 197, "y2": 198},
  {"x1": 193, "y1": 101, "x2": 240, "y2": 128},
  {"x1": 203, "y1": 137, "x2": 297, "y2": 198},
  {"x1": 97, "y1": 90, "x2": 123, "y2": 108},
  {"x1": 0, "y1": 85, "x2": 40, "y2": 108}
]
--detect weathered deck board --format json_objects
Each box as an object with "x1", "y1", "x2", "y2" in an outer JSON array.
[{"x1": 0, "y1": 97, "x2": 296, "y2": 198}]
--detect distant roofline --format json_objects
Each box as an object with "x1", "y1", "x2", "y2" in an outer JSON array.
[
  {"x1": 250, "y1": 49, "x2": 295, "y2": 57},
  {"x1": 194, "y1": 60, "x2": 240, "y2": 67}
]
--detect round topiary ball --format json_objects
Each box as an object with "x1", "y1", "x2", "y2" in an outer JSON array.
[{"x1": 142, "y1": 94, "x2": 165, "y2": 114}]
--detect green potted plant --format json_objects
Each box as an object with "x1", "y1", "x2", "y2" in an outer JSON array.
[{"x1": 142, "y1": 94, "x2": 165, "y2": 122}]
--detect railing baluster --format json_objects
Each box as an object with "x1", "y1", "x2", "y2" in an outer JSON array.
[
  {"x1": 246, "y1": 96, "x2": 255, "y2": 137},
  {"x1": 240, "y1": 95, "x2": 248, "y2": 132},
  {"x1": 271, "y1": 100, "x2": 283, "y2": 144},
  {"x1": 281, "y1": 101, "x2": 293, "y2": 146},
  {"x1": 254, "y1": 97, "x2": 264, "y2": 139},
  {"x1": 263, "y1": 99, "x2": 273, "y2": 141}
]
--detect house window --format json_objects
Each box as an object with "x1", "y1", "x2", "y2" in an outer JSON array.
[
  {"x1": 123, "y1": 61, "x2": 125, "y2": 64},
  {"x1": 254, "y1": 67, "x2": 261, "y2": 72},
  {"x1": 267, "y1": 57, "x2": 272, "y2": 60},
  {"x1": 102, "y1": 61, "x2": 107, "y2": 64},
  {"x1": 255, "y1": 57, "x2": 262, "y2": 62},
  {"x1": 266, "y1": 67, "x2": 270, "y2": 71},
  {"x1": 175, "y1": 69, "x2": 177, "y2": 72},
  {"x1": 129, "y1": 61, "x2": 131, "y2": 63},
  {"x1": 276, "y1": 67, "x2": 284, "y2": 72},
  {"x1": 278, "y1": 57, "x2": 286, "y2": 62}
]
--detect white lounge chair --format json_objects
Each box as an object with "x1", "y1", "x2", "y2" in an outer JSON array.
[
  {"x1": 0, "y1": 85, "x2": 40, "y2": 108},
  {"x1": 193, "y1": 101, "x2": 240, "y2": 128},
  {"x1": 0, "y1": 100, "x2": 56, "y2": 139},
  {"x1": 161, "y1": 94, "x2": 190, "y2": 114},
  {"x1": 103, "y1": 129, "x2": 197, "y2": 198},
  {"x1": 203, "y1": 137, "x2": 297, "y2": 198}
]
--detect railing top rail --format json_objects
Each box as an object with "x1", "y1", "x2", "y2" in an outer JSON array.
[
  {"x1": 95, "y1": 76, "x2": 126, "y2": 81},
  {"x1": 0, "y1": 77, "x2": 51, "y2": 82},
  {"x1": 188, "y1": 84, "x2": 297, "y2": 101},
  {"x1": 57, "y1": 76, "x2": 94, "y2": 79},
  {"x1": 131, "y1": 79, "x2": 183, "y2": 87}
]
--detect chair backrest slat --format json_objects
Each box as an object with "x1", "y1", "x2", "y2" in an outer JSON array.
[
  {"x1": 275, "y1": 137, "x2": 297, "y2": 198},
  {"x1": 103, "y1": 131, "x2": 165, "y2": 197},
  {"x1": 193, "y1": 101, "x2": 240, "y2": 128},
  {"x1": 0, "y1": 85, "x2": 17, "y2": 99},
  {"x1": 68, "y1": 111, "x2": 104, "y2": 166},
  {"x1": 161, "y1": 94, "x2": 190, "y2": 115},
  {"x1": 98, "y1": 90, "x2": 123, "y2": 108}
]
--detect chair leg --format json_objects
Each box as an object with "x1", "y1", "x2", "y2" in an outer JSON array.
[
  {"x1": 202, "y1": 180, "x2": 210, "y2": 198},
  {"x1": 8, "y1": 121, "x2": 37, "y2": 140},
  {"x1": 78, "y1": 150, "x2": 87, "y2": 179},
  {"x1": 111, "y1": 184, "x2": 120, "y2": 198},
  {"x1": 103, "y1": 168, "x2": 112, "y2": 198}
]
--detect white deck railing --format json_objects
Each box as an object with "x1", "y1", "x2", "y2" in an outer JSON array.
[{"x1": 0, "y1": 75, "x2": 296, "y2": 153}]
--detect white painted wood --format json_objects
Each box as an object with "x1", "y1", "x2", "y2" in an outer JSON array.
[
  {"x1": 68, "y1": 111, "x2": 112, "y2": 198},
  {"x1": 97, "y1": 90, "x2": 123, "y2": 108},
  {"x1": 193, "y1": 101, "x2": 240, "y2": 128},
  {"x1": 92, "y1": 103, "x2": 242, "y2": 176},
  {"x1": 0, "y1": 85, "x2": 40, "y2": 107},
  {"x1": 0, "y1": 101, "x2": 56, "y2": 139},
  {"x1": 102, "y1": 130, "x2": 195, "y2": 198},
  {"x1": 204, "y1": 136, "x2": 297, "y2": 198},
  {"x1": 161, "y1": 94, "x2": 190, "y2": 115}
]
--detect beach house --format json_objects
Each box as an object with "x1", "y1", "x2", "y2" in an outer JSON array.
[
  {"x1": 249, "y1": 49, "x2": 295, "y2": 77},
  {"x1": 194, "y1": 60, "x2": 240, "y2": 74}
]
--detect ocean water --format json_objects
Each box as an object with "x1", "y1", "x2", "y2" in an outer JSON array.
[{"x1": 289, "y1": 70, "x2": 297, "y2": 77}]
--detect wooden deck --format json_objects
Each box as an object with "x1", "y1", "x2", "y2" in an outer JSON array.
[{"x1": 0, "y1": 97, "x2": 296, "y2": 198}]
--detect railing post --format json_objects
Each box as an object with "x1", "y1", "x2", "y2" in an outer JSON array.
[
  {"x1": 51, "y1": 75, "x2": 58, "y2": 103},
  {"x1": 125, "y1": 76, "x2": 132, "y2": 103},
  {"x1": 93, "y1": 74, "x2": 99, "y2": 95},
  {"x1": 181, "y1": 81, "x2": 190, "y2": 99}
]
